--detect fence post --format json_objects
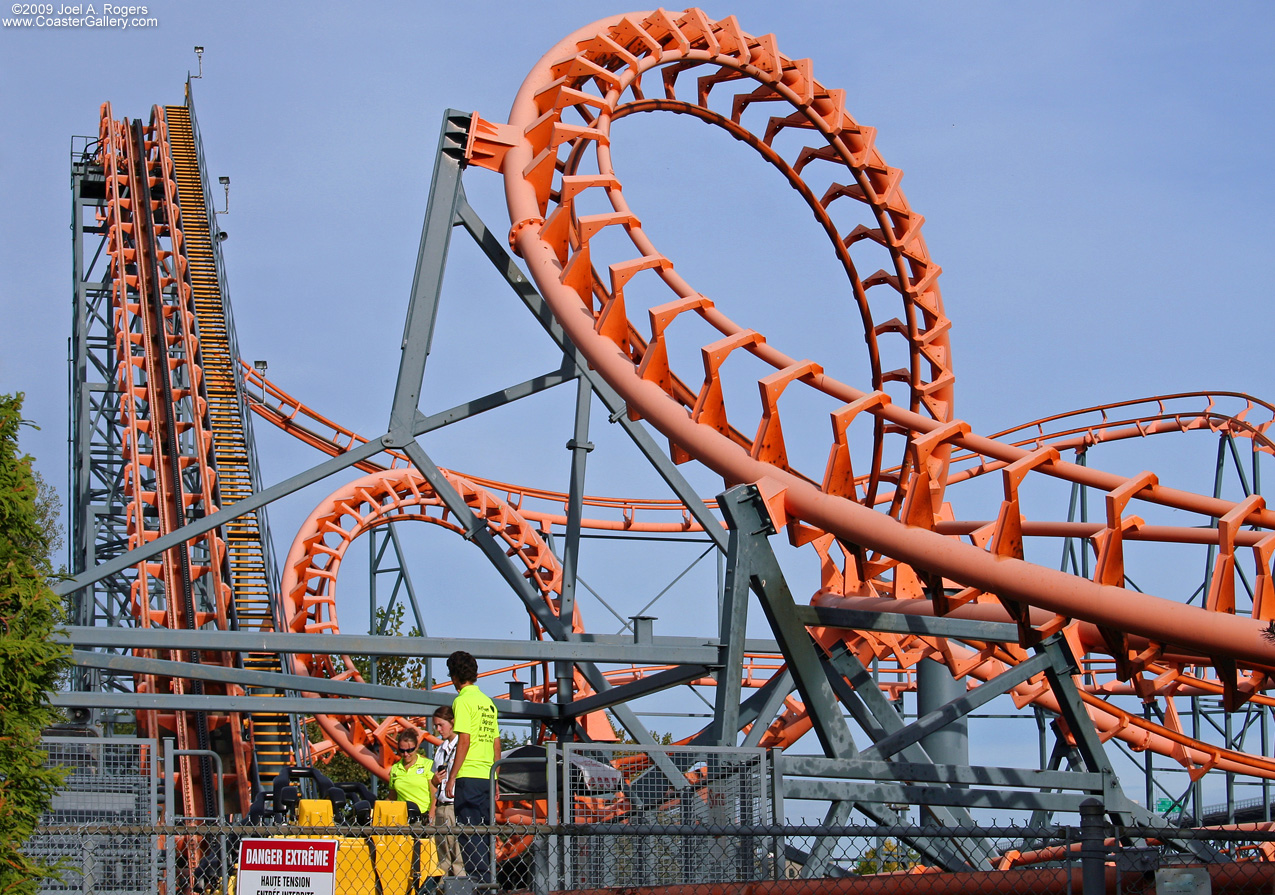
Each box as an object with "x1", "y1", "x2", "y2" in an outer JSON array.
[
  {"x1": 546, "y1": 743, "x2": 559, "y2": 892},
  {"x1": 220, "y1": 828, "x2": 231, "y2": 895},
  {"x1": 770, "y1": 749, "x2": 784, "y2": 880},
  {"x1": 81, "y1": 839, "x2": 95, "y2": 895},
  {"x1": 531, "y1": 827, "x2": 549, "y2": 895},
  {"x1": 163, "y1": 738, "x2": 177, "y2": 895},
  {"x1": 1080, "y1": 798, "x2": 1106, "y2": 895}
]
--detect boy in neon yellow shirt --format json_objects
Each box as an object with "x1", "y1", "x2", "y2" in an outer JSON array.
[{"x1": 445, "y1": 651, "x2": 500, "y2": 883}]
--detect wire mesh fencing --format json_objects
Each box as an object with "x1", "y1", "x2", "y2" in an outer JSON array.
[
  {"x1": 26, "y1": 737, "x2": 161, "y2": 895},
  {"x1": 24, "y1": 819, "x2": 1275, "y2": 895},
  {"x1": 23, "y1": 739, "x2": 1275, "y2": 895}
]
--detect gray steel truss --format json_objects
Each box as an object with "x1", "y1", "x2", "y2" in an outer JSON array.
[
  {"x1": 68, "y1": 136, "x2": 132, "y2": 707},
  {"x1": 710, "y1": 483, "x2": 1222, "y2": 868},
  {"x1": 61, "y1": 106, "x2": 1247, "y2": 852}
]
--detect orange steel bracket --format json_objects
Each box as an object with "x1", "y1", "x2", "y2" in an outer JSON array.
[
  {"x1": 1206, "y1": 494, "x2": 1265, "y2": 615},
  {"x1": 753, "y1": 360, "x2": 823, "y2": 471},
  {"x1": 690, "y1": 330, "x2": 765, "y2": 437},
  {"x1": 638, "y1": 295, "x2": 714, "y2": 396},
  {"x1": 823, "y1": 391, "x2": 891, "y2": 502},
  {"x1": 1093, "y1": 471, "x2": 1157, "y2": 678},
  {"x1": 990, "y1": 447, "x2": 1064, "y2": 645},
  {"x1": 1254, "y1": 532, "x2": 1275, "y2": 622},
  {"x1": 464, "y1": 113, "x2": 521, "y2": 174},
  {"x1": 901, "y1": 419, "x2": 970, "y2": 531}
]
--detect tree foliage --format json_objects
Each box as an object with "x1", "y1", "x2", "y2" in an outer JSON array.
[
  {"x1": 854, "y1": 839, "x2": 920, "y2": 875},
  {"x1": 0, "y1": 393, "x2": 70, "y2": 895}
]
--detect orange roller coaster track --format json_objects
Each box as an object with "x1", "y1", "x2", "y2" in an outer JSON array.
[
  {"x1": 253, "y1": 366, "x2": 1275, "y2": 783},
  {"x1": 484, "y1": 8, "x2": 1275, "y2": 676},
  {"x1": 59, "y1": 7, "x2": 1275, "y2": 871}
]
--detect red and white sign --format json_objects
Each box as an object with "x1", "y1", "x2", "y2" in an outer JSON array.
[{"x1": 237, "y1": 839, "x2": 337, "y2": 895}]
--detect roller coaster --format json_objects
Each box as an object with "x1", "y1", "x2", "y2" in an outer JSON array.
[{"x1": 57, "y1": 6, "x2": 1275, "y2": 880}]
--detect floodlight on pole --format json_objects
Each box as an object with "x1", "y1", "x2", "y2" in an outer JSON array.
[
  {"x1": 253, "y1": 360, "x2": 268, "y2": 402},
  {"x1": 193, "y1": 46, "x2": 204, "y2": 79},
  {"x1": 217, "y1": 176, "x2": 230, "y2": 215}
]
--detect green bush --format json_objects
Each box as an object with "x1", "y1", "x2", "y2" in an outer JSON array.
[{"x1": 0, "y1": 393, "x2": 70, "y2": 895}]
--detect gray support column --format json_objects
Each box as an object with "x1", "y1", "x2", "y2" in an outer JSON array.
[
  {"x1": 386, "y1": 110, "x2": 471, "y2": 442},
  {"x1": 714, "y1": 486, "x2": 976, "y2": 874},
  {"x1": 917, "y1": 658, "x2": 968, "y2": 770},
  {"x1": 559, "y1": 376, "x2": 594, "y2": 626},
  {"x1": 1038, "y1": 636, "x2": 1126, "y2": 814},
  {"x1": 1079, "y1": 798, "x2": 1106, "y2": 895},
  {"x1": 708, "y1": 503, "x2": 753, "y2": 745},
  {"x1": 1038, "y1": 636, "x2": 1219, "y2": 861},
  {"x1": 716, "y1": 485, "x2": 856, "y2": 759},
  {"x1": 714, "y1": 485, "x2": 861, "y2": 876}
]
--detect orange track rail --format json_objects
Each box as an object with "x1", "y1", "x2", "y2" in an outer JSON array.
[
  {"x1": 257, "y1": 370, "x2": 1275, "y2": 780},
  {"x1": 473, "y1": 9, "x2": 1275, "y2": 783},
  {"x1": 98, "y1": 8, "x2": 1275, "y2": 828},
  {"x1": 98, "y1": 103, "x2": 250, "y2": 817}
]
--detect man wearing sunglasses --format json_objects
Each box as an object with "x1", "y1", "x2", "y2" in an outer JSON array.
[{"x1": 388, "y1": 728, "x2": 435, "y2": 821}]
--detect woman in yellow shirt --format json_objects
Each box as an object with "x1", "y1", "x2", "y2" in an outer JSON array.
[{"x1": 388, "y1": 728, "x2": 435, "y2": 820}]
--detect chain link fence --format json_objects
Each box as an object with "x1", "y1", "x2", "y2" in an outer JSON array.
[
  {"x1": 24, "y1": 818, "x2": 1275, "y2": 895},
  {"x1": 22, "y1": 738, "x2": 1275, "y2": 895}
]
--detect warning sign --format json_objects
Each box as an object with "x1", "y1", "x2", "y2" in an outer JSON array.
[{"x1": 237, "y1": 839, "x2": 337, "y2": 895}]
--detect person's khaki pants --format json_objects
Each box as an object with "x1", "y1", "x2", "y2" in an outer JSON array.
[{"x1": 434, "y1": 802, "x2": 466, "y2": 876}]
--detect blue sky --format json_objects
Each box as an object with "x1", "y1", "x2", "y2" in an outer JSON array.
[{"x1": 3, "y1": 2, "x2": 1274, "y2": 790}]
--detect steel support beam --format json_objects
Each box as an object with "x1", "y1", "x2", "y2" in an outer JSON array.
[
  {"x1": 67, "y1": 650, "x2": 555, "y2": 718},
  {"x1": 386, "y1": 110, "x2": 470, "y2": 442},
  {"x1": 52, "y1": 692, "x2": 463, "y2": 716},
  {"x1": 793, "y1": 604, "x2": 1018, "y2": 644},
  {"x1": 453, "y1": 197, "x2": 727, "y2": 552},
  {"x1": 54, "y1": 436, "x2": 388, "y2": 599},
  {"x1": 716, "y1": 485, "x2": 857, "y2": 759},
  {"x1": 708, "y1": 499, "x2": 755, "y2": 745},
  {"x1": 783, "y1": 780, "x2": 1101, "y2": 813},
  {"x1": 741, "y1": 668, "x2": 795, "y2": 748},
  {"x1": 860, "y1": 651, "x2": 1053, "y2": 762},
  {"x1": 783, "y1": 756, "x2": 1108, "y2": 793},
  {"x1": 563, "y1": 664, "x2": 713, "y2": 717},
  {"x1": 59, "y1": 626, "x2": 736, "y2": 664},
  {"x1": 559, "y1": 376, "x2": 594, "y2": 624}
]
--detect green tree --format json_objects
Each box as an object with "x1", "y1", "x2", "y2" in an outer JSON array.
[
  {"x1": 0, "y1": 393, "x2": 70, "y2": 895},
  {"x1": 854, "y1": 839, "x2": 920, "y2": 875},
  {"x1": 610, "y1": 716, "x2": 674, "y2": 746}
]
